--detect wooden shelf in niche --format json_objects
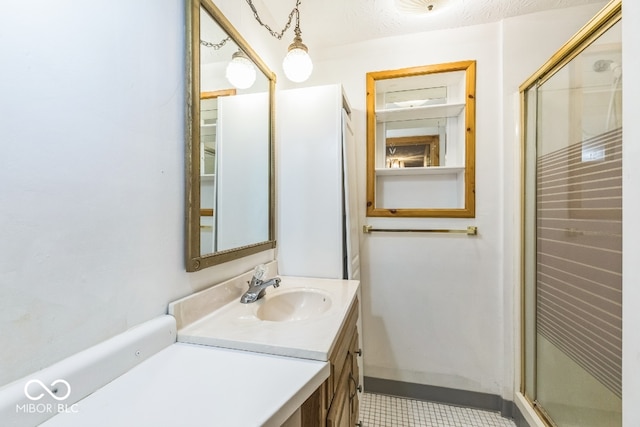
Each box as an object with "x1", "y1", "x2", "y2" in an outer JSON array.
[
  {"x1": 375, "y1": 103, "x2": 465, "y2": 122},
  {"x1": 375, "y1": 166, "x2": 465, "y2": 176}
]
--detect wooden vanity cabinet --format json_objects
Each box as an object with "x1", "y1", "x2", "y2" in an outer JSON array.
[{"x1": 301, "y1": 298, "x2": 362, "y2": 427}]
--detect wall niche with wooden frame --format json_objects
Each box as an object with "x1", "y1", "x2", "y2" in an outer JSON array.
[{"x1": 366, "y1": 60, "x2": 476, "y2": 218}]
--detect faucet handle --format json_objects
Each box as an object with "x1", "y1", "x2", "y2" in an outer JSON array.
[{"x1": 253, "y1": 264, "x2": 267, "y2": 280}]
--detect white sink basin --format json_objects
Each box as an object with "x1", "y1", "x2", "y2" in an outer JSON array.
[
  {"x1": 256, "y1": 289, "x2": 332, "y2": 322},
  {"x1": 170, "y1": 275, "x2": 360, "y2": 361}
]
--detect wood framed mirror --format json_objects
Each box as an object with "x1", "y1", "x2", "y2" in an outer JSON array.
[
  {"x1": 185, "y1": 0, "x2": 276, "y2": 272},
  {"x1": 366, "y1": 61, "x2": 476, "y2": 218}
]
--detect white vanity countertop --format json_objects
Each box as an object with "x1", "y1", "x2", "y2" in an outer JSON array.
[
  {"x1": 41, "y1": 342, "x2": 329, "y2": 427},
  {"x1": 174, "y1": 276, "x2": 360, "y2": 361}
]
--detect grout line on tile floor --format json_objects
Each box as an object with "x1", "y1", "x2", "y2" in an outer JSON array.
[{"x1": 360, "y1": 392, "x2": 517, "y2": 427}]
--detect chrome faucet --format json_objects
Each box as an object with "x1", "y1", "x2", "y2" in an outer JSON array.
[{"x1": 240, "y1": 264, "x2": 281, "y2": 304}]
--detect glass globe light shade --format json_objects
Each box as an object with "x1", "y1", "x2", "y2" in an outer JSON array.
[
  {"x1": 282, "y1": 39, "x2": 313, "y2": 83},
  {"x1": 225, "y1": 51, "x2": 256, "y2": 89}
]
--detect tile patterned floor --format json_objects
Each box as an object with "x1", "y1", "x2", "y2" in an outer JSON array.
[{"x1": 360, "y1": 392, "x2": 517, "y2": 427}]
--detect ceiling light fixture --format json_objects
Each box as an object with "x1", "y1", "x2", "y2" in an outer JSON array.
[
  {"x1": 394, "y1": 0, "x2": 442, "y2": 14},
  {"x1": 246, "y1": 0, "x2": 313, "y2": 83}
]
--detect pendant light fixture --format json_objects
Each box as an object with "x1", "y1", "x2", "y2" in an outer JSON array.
[
  {"x1": 282, "y1": 18, "x2": 313, "y2": 82},
  {"x1": 225, "y1": 49, "x2": 257, "y2": 89},
  {"x1": 201, "y1": 36, "x2": 256, "y2": 89},
  {"x1": 246, "y1": 0, "x2": 313, "y2": 83}
]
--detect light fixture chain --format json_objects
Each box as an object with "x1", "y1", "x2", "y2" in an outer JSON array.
[
  {"x1": 201, "y1": 36, "x2": 231, "y2": 50},
  {"x1": 246, "y1": 0, "x2": 301, "y2": 40},
  {"x1": 294, "y1": 2, "x2": 301, "y2": 37}
]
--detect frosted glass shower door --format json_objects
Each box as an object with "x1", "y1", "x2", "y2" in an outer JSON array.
[{"x1": 525, "y1": 18, "x2": 622, "y2": 427}]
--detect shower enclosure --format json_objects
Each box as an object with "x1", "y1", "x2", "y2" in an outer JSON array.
[{"x1": 520, "y1": 1, "x2": 622, "y2": 426}]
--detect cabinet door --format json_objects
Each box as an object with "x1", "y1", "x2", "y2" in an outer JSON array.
[
  {"x1": 349, "y1": 332, "x2": 361, "y2": 426},
  {"x1": 342, "y1": 108, "x2": 361, "y2": 281},
  {"x1": 327, "y1": 357, "x2": 352, "y2": 427}
]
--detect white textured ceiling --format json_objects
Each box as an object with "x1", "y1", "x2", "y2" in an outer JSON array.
[{"x1": 257, "y1": 0, "x2": 606, "y2": 50}]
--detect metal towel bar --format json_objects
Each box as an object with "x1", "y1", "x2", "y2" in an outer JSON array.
[{"x1": 363, "y1": 225, "x2": 478, "y2": 235}]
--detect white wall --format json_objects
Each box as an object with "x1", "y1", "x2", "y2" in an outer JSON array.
[
  {"x1": 305, "y1": 3, "x2": 605, "y2": 402},
  {"x1": 622, "y1": 2, "x2": 640, "y2": 426},
  {"x1": 0, "y1": 0, "x2": 279, "y2": 388}
]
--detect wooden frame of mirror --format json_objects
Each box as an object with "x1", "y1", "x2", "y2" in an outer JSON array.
[
  {"x1": 186, "y1": 0, "x2": 276, "y2": 272},
  {"x1": 366, "y1": 61, "x2": 476, "y2": 218}
]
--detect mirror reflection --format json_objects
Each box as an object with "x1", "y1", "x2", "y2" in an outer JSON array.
[
  {"x1": 186, "y1": 0, "x2": 276, "y2": 271},
  {"x1": 382, "y1": 86, "x2": 446, "y2": 168}
]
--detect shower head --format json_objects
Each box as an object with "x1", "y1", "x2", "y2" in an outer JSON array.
[
  {"x1": 593, "y1": 59, "x2": 614, "y2": 72},
  {"x1": 593, "y1": 59, "x2": 622, "y2": 79}
]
